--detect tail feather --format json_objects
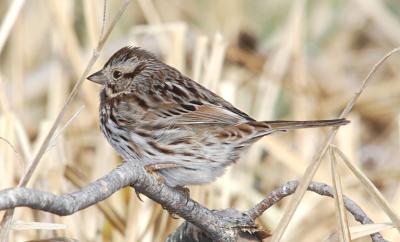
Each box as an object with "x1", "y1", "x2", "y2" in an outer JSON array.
[
  {"x1": 261, "y1": 118, "x2": 349, "y2": 130},
  {"x1": 248, "y1": 118, "x2": 349, "y2": 139}
]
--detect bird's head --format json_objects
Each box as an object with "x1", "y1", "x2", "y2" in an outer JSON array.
[{"x1": 87, "y1": 46, "x2": 157, "y2": 94}]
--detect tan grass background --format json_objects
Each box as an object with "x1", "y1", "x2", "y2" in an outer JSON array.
[{"x1": 0, "y1": 0, "x2": 400, "y2": 241}]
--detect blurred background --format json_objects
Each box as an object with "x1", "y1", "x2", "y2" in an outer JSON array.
[{"x1": 0, "y1": 0, "x2": 400, "y2": 241}]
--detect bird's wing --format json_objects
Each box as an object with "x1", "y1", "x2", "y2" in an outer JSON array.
[
  {"x1": 110, "y1": 69, "x2": 255, "y2": 127},
  {"x1": 112, "y1": 97, "x2": 249, "y2": 126}
]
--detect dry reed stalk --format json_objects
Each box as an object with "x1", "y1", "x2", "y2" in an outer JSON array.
[
  {"x1": 153, "y1": 209, "x2": 171, "y2": 242},
  {"x1": 0, "y1": 0, "x2": 26, "y2": 54},
  {"x1": 83, "y1": 0, "x2": 101, "y2": 48},
  {"x1": 350, "y1": 223, "x2": 394, "y2": 240},
  {"x1": 137, "y1": 0, "x2": 162, "y2": 25},
  {"x1": 202, "y1": 33, "x2": 227, "y2": 92},
  {"x1": 172, "y1": 24, "x2": 188, "y2": 70},
  {"x1": 270, "y1": 47, "x2": 400, "y2": 242},
  {"x1": 124, "y1": 189, "x2": 143, "y2": 241},
  {"x1": 136, "y1": 204, "x2": 163, "y2": 242},
  {"x1": 330, "y1": 148, "x2": 351, "y2": 242},
  {"x1": 259, "y1": 137, "x2": 310, "y2": 173},
  {"x1": 48, "y1": 1, "x2": 98, "y2": 117},
  {"x1": 192, "y1": 35, "x2": 208, "y2": 81},
  {"x1": 322, "y1": 81, "x2": 400, "y2": 123},
  {"x1": 0, "y1": 1, "x2": 132, "y2": 241},
  {"x1": 0, "y1": 77, "x2": 25, "y2": 241},
  {"x1": 288, "y1": 0, "x2": 318, "y2": 163},
  {"x1": 333, "y1": 146, "x2": 400, "y2": 232},
  {"x1": 137, "y1": 0, "x2": 171, "y2": 57},
  {"x1": 255, "y1": 0, "x2": 302, "y2": 121},
  {"x1": 9, "y1": 221, "x2": 66, "y2": 231},
  {"x1": 354, "y1": 0, "x2": 400, "y2": 44},
  {"x1": 64, "y1": 166, "x2": 125, "y2": 234}
]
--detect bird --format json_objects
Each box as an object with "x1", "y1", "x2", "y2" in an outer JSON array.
[{"x1": 87, "y1": 46, "x2": 349, "y2": 188}]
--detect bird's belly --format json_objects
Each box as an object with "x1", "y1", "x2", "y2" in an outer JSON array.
[
  {"x1": 101, "y1": 118, "x2": 242, "y2": 186},
  {"x1": 137, "y1": 135, "x2": 240, "y2": 187},
  {"x1": 100, "y1": 118, "x2": 142, "y2": 161}
]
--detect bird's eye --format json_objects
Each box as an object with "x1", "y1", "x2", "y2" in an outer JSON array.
[{"x1": 112, "y1": 70, "x2": 122, "y2": 80}]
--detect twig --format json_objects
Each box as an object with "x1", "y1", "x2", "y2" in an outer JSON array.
[
  {"x1": 270, "y1": 47, "x2": 400, "y2": 242},
  {"x1": 0, "y1": 0, "x2": 132, "y2": 240},
  {"x1": 245, "y1": 181, "x2": 388, "y2": 242}
]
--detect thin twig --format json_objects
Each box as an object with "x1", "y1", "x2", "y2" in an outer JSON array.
[
  {"x1": 246, "y1": 181, "x2": 387, "y2": 242},
  {"x1": 270, "y1": 47, "x2": 400, "y2": 242}
]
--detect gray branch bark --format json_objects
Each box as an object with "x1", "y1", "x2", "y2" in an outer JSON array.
[
  {"x1": 0, "y1": 161, "x2": 256, "y2": 241},
  {"x1": 0, "y1": 161, "x2": 387, "y2": 242},
  {"x1": 166, "y1": 181, "x2": 387, "y2": 242}
]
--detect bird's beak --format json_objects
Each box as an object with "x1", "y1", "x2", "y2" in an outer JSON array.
[{"x1": 87, "y1": 70, "x2": 107, "y2": 85}]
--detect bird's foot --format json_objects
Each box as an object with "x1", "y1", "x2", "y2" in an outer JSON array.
[
  {"x1": 144, "y1": 162, "x2": 180, "y2": 172},
  {"x1": 135, "y1": 190, "x2": 144, "y2": 202},
  {"x1": 232, "y1": 225, "x2": 271, "y2": 240},
  {"x1": 174, "y1": 185, "x2": 190, "y2": 199},
  {"x1": 144, "y1": 162, "x2": 178, "y2": 183},
  {"x1": 134, "y1": 163, "x2": 176, "y2": 202},
  {"x1": 143, "y1": 163, "x2": 191, "y2": 218}
]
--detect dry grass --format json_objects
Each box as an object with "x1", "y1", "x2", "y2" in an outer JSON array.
[{"x1": 0, "y1": 0, "x2": 400, "y2": 241}]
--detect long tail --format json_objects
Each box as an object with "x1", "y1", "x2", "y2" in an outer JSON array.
[
  {"x1": 248, "y1": 118, "x2": 349, "y2": 138},
  {"x1": 261, "y1": 118, "x2": 349, "y2": 130}
]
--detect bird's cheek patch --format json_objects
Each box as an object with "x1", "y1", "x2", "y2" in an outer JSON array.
[{"x1": 123, "y1": 63, "x2": 146, "y2": 80}]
